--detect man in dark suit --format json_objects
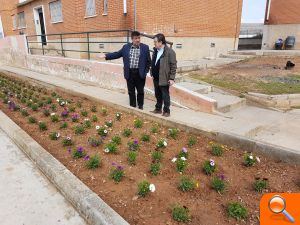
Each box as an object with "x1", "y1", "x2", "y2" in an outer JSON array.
[{"x1": 99, "y1": 31, "x2": 151, "y2": 110}]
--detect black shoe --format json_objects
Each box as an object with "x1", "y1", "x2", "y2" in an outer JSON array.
[
  {"x1": 150, "y1": 109, "x2": 162, "y2": 114},
  {"x1": 162, "y1": 112, "x2": 170, "y2": 117},
  {"x1": 138, "y1": 106, "x2": 143, "y2": 110}
]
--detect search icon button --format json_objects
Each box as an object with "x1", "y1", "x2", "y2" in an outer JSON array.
[{"x1": 268, "y1": 195, "x2": 295, "y2": 223}]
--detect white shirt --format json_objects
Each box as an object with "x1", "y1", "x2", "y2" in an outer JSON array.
[{"x1": 155, "y1": 46, "x2": 164, "y2": 65}]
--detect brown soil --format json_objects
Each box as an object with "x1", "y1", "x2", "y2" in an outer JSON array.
[{"x1": 0, "y1": 73, "x2": 299, "y2": 225}]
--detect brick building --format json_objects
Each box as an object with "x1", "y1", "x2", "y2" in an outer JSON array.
[
  {"x1": 0, "y1": 0, "x2": 243, "y2": 60},
  {"x1": 262, "y1": 0, "x2": 300, "y2": 49}
]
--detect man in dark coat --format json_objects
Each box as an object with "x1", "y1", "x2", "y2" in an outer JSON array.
[{"x1": 99, "y1": 31, "x2": 151, "y2": 110}]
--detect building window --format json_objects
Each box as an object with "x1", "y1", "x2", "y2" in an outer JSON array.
[
  {"x1": 17, "y1": 12, "x2": 26, "y2": 29},
  {"x1": 49, "y1": 0, "x2": 63, "y2": 23},
  {"x1": 85, "y1": 0, "x2": 96, "y2": 17},
  {"x1": 12, "y1": 15, "x2": 17, "y2": 30},
  {"x1": 103, "y1": 0, "x2": 108, "y2": 15}
]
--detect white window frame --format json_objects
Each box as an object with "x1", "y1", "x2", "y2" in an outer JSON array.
[
  {"x1": 85, "y1": 0, "x2": 97, "y2": 18},
  {"x1": 103, "y1": 0, "x2": 108, "y2": 15},
  {"x1": 0, "y1": 16, "x2": 5, "y2": 39},
  {"x1": 12, "y1": 14, "x2": 17, "y2": 30},
  {"x1": 17, "y1": 11, "x2": 26, "y2": 29},
  {"x1": 49, "y1": 0, "x2": 63, "y2": 23}
]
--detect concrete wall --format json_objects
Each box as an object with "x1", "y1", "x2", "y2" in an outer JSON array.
[
  {"x1": 0, "y1": 35, "x2": 217, "y2": 113},
  {"x1": 262, "y1": 24, "x2": 300, "y2": 50}
]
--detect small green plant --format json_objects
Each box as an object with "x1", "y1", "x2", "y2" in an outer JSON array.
[
  {"x1": 50, "y1": 113, "x2": 59, "y2": 122},
  {"x1": 62, "y1": 136, "x2": 73, "y2": 146},
  {"x1": 81, "y1": 110, "x2": 88, "y2": 117},
  {"x1": 60, "y1": 122, "x2": 68, "y2": 129},
  {"x1": 71, "y1": 113, "x2": 80, "y2": 122},
  {"x1": 128, "y1": 140, "x2": 139, "y2": 151},
  {"x1": 43, "y1": 108, "x2": 50, "y2": 117},
  {"x1": 150, "y1": 163, "x2": 161, "y2": 176},
  {"x1": 134, "y1": 118, "x2": 143, "y2": 128},
  {"x1": 211, "y1": 143, "x2": 224, "y2": 156},
  {"x1": 97, "y1": 126, "x2": 108, "y2": 137},
  {"x1": 203, "y1": 159, "x2": 216, "y2": 175},
  {"x1": 49, "y1": 132, "x2": 60, "y2": 140},
  {"x1": 187, "y1": 136, "x2": 197, "y2": 147},
  {"x1": 28, "y1": 116, "x2": 37, "y2": 124},
  {"x1": 76, "y1": 101, "x2": 82, "y2": 108},
  {"x1": 86, "y1": 154, "x2": 101, "y2": 169},
  {"x1": 137, "y1": 180, "x2": 151, "y2": 197},
  {"x1": 168, "y1": 128, "x2": 179, "y2": 139},
  {"x1": 211, "y1": 175, "x2": 226, "y2": 193},
  {"x1": 122, "y1": 128, "x2": 132, "y2": 137},
  {"x1": 21, "y1": 108, "x2": 29, "y2": 117},
  {"x1": 110, "y1": 163, "x2": 125, "y2": 183},
  {"x1": 72, "y1": 146, "x2": 86, "y2": 159},
  {"x1": 46, "y1": 97, "x2": 52, "y2": 104},
  {"x1": 244, "y1": 153, "x2": 257, "y2": 167},
  {"x1": 151, "y1": 124, "x2": 159, "y2": 133},
  {"x1": 69, "y1": 105, "x2": 76, "y2": 112},
  {"x1": 178, "y1": 176, "x2": 196, "y2": 192},
  {"x1": 151, "y1": 151, "x2": 162, "y2": 163},
  {"x1": 91, "y1": 115, "x2": 98, "y2": 122},
  {"x1": 254, "y1": 178, "x2": 268, "y2": 193},
  {"x1": 176, "y1": 157, "x2": 188, "y2": 173},
  {"x1": 111, "y1": 135, "x2": 122, "y2": 145},
  {"x1": 104, "y1": 142, "x2": 118, "y2": 154},
  {"x1": 74, "y1": 124, "x2": 85, "y2": 134},
  {"x1": 105, "y1": 120, "x2": 113, "y2": 127},
  {"x1": 50, "y1": 104, "x2": 57, "y2": 112},
  {"x1": 88, "y1": 136, "x2": 103, "y2": 147},
  {"x1": 227, "y1": 202, "x2": 248, "y2": 220},
  {"x1": 38, "y1": 121, "x2": 48, "y2": 131},
  {"x1": 101, "y1": 107, "x2": 107, "y2": 116},
  {"x1": 172, "y1": 205, "x2": 190, "y2": 223},
  {"x1": 91, "y1": 105, "x2": 97, "y2": 112},
  {"x1": 31, "y1": 103, "x2": 39, "y2": 111},
  {"x1": 115, "y1": 112, "x2": 122, "y2": 121},
  {"x1": 156, "y1": 138, "x2": 167, "y2": 149},
  {"x1": 127, "y1": 151, "x2": 137, "y2": 165},
  {"x1": 141, "y1": 133, "x2": 150, "y2": 142},
  {"x1": 178, "y1": 147, "x2": 188, "y2": 158},
  {"x1": 83, "y1": 119, "x2": 92, "y2": 128}
]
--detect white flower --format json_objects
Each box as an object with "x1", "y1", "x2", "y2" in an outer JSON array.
[
  {"x1": 56, "y1": 98, "x2": 60, "y2": 102},
  {"x1": 104, "y1": 125, "x2": 108, "y2": 128},
  {"x1": 60, "y1": 101, "x2": 65, "y2": 106},
  {"x1": 65, "y1": 101, "x2": 68, "y2": 105},
  {"x1": 30, "y1": 99, "x2": 33, "y2": 102},
  {"x1": 66, "y1": 137, "x2": 71, "y2": 140},
  {"x1": 104, "y1": 130, "x2": 108, "y2": 134},
  {"x1": 104, "y1": 148, "x2": 110, "y2": 153},
  {"x1": 50, "y1": 113, "x2": 56, "y2": 116},
  {"x1": 56, "y1": 133, "x2": 60, "y2": 138},
  {"x1": 171, "y1": 157, "x2": 177, "y2": 163},
  {"x1": 84, "y1": 118, "x2": 90, "y2": 121},
  {"x1": 7, "y1": 101, "x2": 11, "y2": 103},
  {"x1": 256, "y1": 157, "x2": 260, "y2": 163},
  {"x1": 249, "y1": 155, "x2": 254, "y2": 160},
  {"x1": 180, "y1": 157, "x2": 187, "y2": 161},
  {"x1": 149, "y1": 184, "x2": 156, "y2": 192},
  {"x1": 96, "y1": 126, "x2": 100, "y2": 130},
  {"x1": 163, "y1": 141, "x2": 168, "y2": 147}
]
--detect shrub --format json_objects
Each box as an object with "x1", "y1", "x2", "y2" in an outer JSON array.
[
  {"x1": 88, "y1": 136, "x2": 103, "y2": 147},
  {"x1": 127, "y1": 151, "x2": 137, "y2": 165},
  {"x1": 60, "y1": 122, "x2": 68, "y2": 129},
  {"x1": 178, "y1": 147, "x2": 188, "y2": 158},
  {"x1": 97, "y1": 126, "x2": 108, "y2": 137},
  {"x1": 51, "y1": 92, "x2": 57, "y2": 97},
  {"x1": 151, "y1": 151, "x2": 162, "y2": 163},
  {"x1": 69, "y1": 105, "x2": 76, "y2": 112},
  {"x1": 168, "y1": 128, "x2": 179, "y2": 139},
  {"x1": 156, "y1": 138, "x2": 167, "y2": 149},
  {"x1": 86, "y1": 154, "x2": 101, "y2": 169},
  {"x1": 43, "y1": 108, "x2": 50, "y2": 117},
  {"x1": 49, "y1": 132, "x2": 60, "y2": 140},
  {"x1": 31, "y1": 103, "x2": 39, "y2": 111},
  {"x1": 227, "y1": 202, "x2": 248, "y2": 220},
  {"x1": 141, "y1": 133, "x2": 150, "y2": 142},
  {"x1": 187, "y1": 136, "x2": 197, "y2": 147},
  {"x1": 211, "y1": 143, "x2": 224, "y2": 156},
  {"x1": 50, "y1": 113, "x2": 59, "y2": 123},
  {"x1": 38, "y1": 121, "x2": 48, "y2": 131},
  {"x1": 83, "y1": 119, "x2": 92, "y2": 128},
  {"x1": 254, "y1": 178, "x2": 268, "y2": 193},
  {"x1": 110, "y1": 163, "x2": 125, "y2": 183},
  {"x1": 104, "y1": 142, "x2": 118, "y2": 154},
  {"x1": 172, "y1": 205, "x2": 190, "y2": 223},
  {"x1": 74, "y1": 125, "x2": 85, "y2": 135},
  {"x1": 76, "y1": 101, "x2": 82, "y2": 108},
  {"x1": 71, "y1": 113, "x2": 80, "y2": 122},
  {"x1": 203, "y1": 159, "x2": 216, "y2": 175},
  {"x1": 128, "y1": 140, "x2": 139, "y2": 151},
  {"x1": 244, "y1": 153, "x2": 257, "y2": 167},
  {"x1": 134, "y1": 119, "x2": 143, "y2": 128},
  {"x1": 105, "y1": 120, "x2": 113, "y2": 128},
  {"x1": 176, "y1": 157, "x2": 188, "y2": 173},
  {"x1": 137, "y1": 180, "x2": 150, "y2": 197},
  {"x1": 46, "y1": 97, "x2": 52, "y2": 104},
  {"x1": 111, "y1": 135, "x2": 121, "y2": 145},
  {"x1": 81, "y1": 110, "x2": 88, "y2": 117},
  {"x1": 91, "y1": 115, "x2": 98, "y2": 122},
  {"x1": 151, "y1": 124, "x2": 159, "y2": 133},
  {"x1": 211, "y1": 175, "x2": 226, "y2": 193},
  {"x1": 91, "y1": 105, "x2": 97, "y2": 112},
  {"x1": 61, "y1": 109, "x2": 69, "y2": 118},
  {"x1": 72, "y1": 146, "x2": 86, "y2": 159},
  {"x1": 62, "y1": 136, "x2": 73, "y2": 146},
  {"x1": 50, "y1": 104, "x2": 57, "y2": 112},
  {"x1": 101, "y1": 107, "x2": 107, "y2": 116},
  {"x1": 150, "y1": 163, "x2": 161, "y2": 176},
  {"x1": 122, "y1": 128, "x2": 132, "y2": 137},
  {"x1": 178, "y1": 176, "x2": 196, "y2": 192},
  {"x1": 28, "y1": 116, "x2": 37, "y2": 124},
  {"x1": 115, "y1": 112, "x2": 122, "y2": 121},
  {"x1": 21, "y1": 108, "x2": 29, "y2": 117}
]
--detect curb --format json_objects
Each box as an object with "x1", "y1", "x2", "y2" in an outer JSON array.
[
  {"x1": 0, "y1": 110, "x2": 130, "y2": 225},
  {"x1": 2, "y1": 69, "x2": 300, "y2": 165}
]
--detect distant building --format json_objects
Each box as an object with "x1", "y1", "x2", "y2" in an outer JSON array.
[
  {"x1": 0, "y1": 0, "x2": 243, "y2": 60},
  {"x1": 262, "y1": 0, "x2": 300, "y2": 49}
]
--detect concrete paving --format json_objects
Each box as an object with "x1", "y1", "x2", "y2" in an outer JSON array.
[
  {"x1": 0, "y1": 128, "x2": 87, "y2": 225},
  {"x1": 1, "y1": 65, "x2": 300, "y2": 155}
]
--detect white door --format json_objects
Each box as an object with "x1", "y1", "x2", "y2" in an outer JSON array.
[
  {"x1": 33, "y1": 6, "x2": 47, "y2": 45},
  {"x1": 0, "y1": 16, "x2": 4, "y2": 39}
]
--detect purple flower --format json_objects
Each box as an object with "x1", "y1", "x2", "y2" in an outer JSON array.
[
  {"x1": 72, "y1": 113, "x2": 79, "y2": 120},
  {"x1": 219, "y1": 174, "x2": 225, "y2": 180},
  {"x1": 8, "y1": 101, "x2": 16, "y2": 110},
  {"x1": 134, "y1": 140, "x2": 138, "y2": 145},
  {"x1": 112, "y1": 162, "x2": 117, "y2": 166},
  {"x1": 61, "y1": 109, "x2": 69, "y2": 117},
  {"x1": 182, "y1": 147, "x2": 188, "y2": 153},
  {"x1": 117, "y1": 165, "x2": 124, "y2": 170},
  {"x1": 67, "y1": 148, "x2": 71, "y2": 153},
  {"x1": 84, "y1": 155, "x2": 90, "y2": 161},
  {"x1": 77, "y1": 146, "x2": 83, "y2": 153}
]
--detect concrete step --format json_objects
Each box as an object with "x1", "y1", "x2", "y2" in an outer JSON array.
[
  {"x1": 203, "y1": 92, "x2": 247, "y2": 113},
  {"x1": 176, "y1": 82, "x2": 212, "y2": 94},
  {"x1": 219, "y1": 53, "x2": 254, "y2": 60}
]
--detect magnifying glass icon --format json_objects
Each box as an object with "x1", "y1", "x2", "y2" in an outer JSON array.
[{"x1": 268, "y1": 195, "x2": 295, "y2": 223}]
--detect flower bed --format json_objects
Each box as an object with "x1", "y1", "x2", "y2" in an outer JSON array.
[{"x1": 0, "y1": 73, "x2": 299, "y2": 225}]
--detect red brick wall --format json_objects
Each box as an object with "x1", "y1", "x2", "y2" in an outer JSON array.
[
  {"x1": 0, "y1": 0, "x2": 18, "y2": 36},
  {"x1": 266, "y1": 0, "x2": 300, "y2": 25}
]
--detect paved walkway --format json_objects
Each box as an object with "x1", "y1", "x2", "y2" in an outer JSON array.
[
  {"x1": 0, "y1": 128, "x2": 87, "y2": 225},
  {"x1": 1, "y1": 65, "x2": 300, "y2": 155}
]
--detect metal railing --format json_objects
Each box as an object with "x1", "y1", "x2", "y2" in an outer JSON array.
[{"x1": 26, "y1": 29, "x2": 173, "y2": 60}]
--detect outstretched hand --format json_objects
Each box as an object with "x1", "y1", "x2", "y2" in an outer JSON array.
[
  {"x1": 168, "y1": 80, "x2": 175, "y2": 86},
  {"x1": 97, "y1": 53, "x2": 106, "y2": 59}
]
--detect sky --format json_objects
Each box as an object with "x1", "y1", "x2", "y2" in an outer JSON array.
[{"x1": 241, "y1": 0, "x2": 267, "y2": 23}]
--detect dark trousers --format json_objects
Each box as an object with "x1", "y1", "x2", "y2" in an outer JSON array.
[
  {"x1": 153, "y1": 79, "x2": 170, "y2": 113},
  {"x1": 126, "y1": 69, "x2": 146, "y2": 108}
]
